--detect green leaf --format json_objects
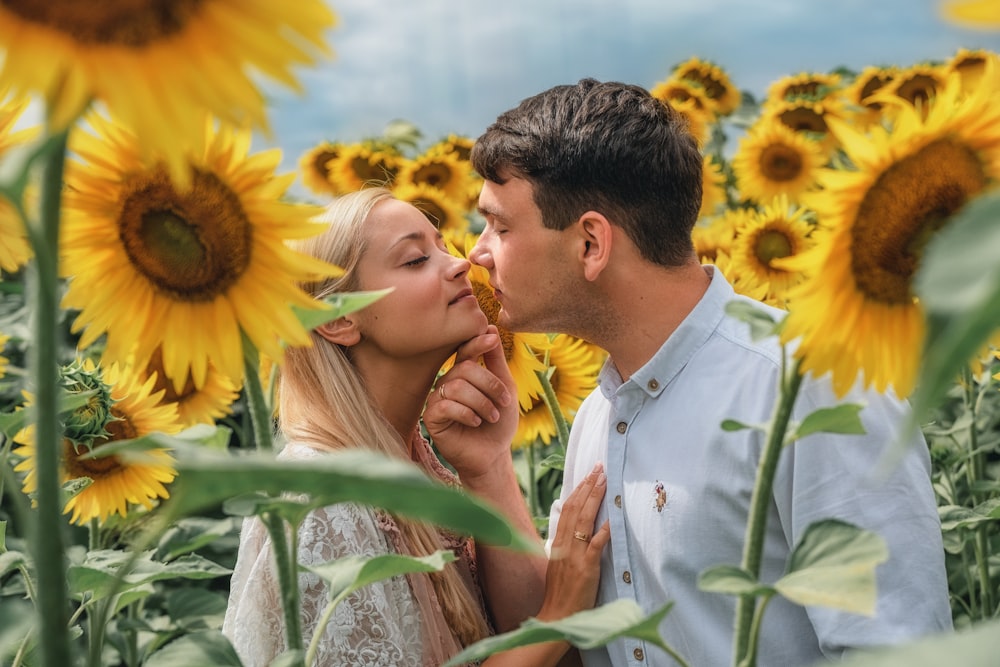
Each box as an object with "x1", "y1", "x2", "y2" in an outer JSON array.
[
  {"x1": 154, "y1": 517, "x2": 239, "y2": 562},
  {"x1": 78, "y1": 423, "x2": 229, "y2": 460},
  {"x1": 0, "y1": 597, "x2": 34, "y2": 666},
  {"x1": 306, "y1": 551, "x2": 455, "y2": 607},
  {"x1": 832, "y1": 617, "x2": 1000, "y2": 667},
  {"x1": 442, "y1": 599, "x2": 677, "y2": 667},
  {"x1": 538, "y1": 453, "x2": 565, "y2": 472},
  {"x1": 774, "y1": 519, "x2": 888, "y2": 615},
  {"x1": 912, "y1": 191, "x2": 1000, "y2": 422},
  {"x1": 147, "y1": 441, "x2": 539, "y2": 554},
  {"x1": 292, "y1": 289, "x2": 393, "y2": 331},
  {"x1": 67, "y1": 551, "x2": 231, "y2": 602},
  {"x1": 791, "y1": 403, "x2": 866, "y2": 441},
  {"x1": 725, "y1": 299, "x2": 781, "y2": 341},
  {"x1": 721, "y1": 419, "x2": 757, "y2": 432},
  {"x1": 167, "y1": 588, "x2": 228, "y2": 629},
  {"x1": 144, "y1": 631, "x2": 244, "y2": 667},
  {"x1": 698, "y1": 565, "x2": 775, "y2": 598},
  {"x1": 939, "y1": 499, "x2": 1000, "y2": 532}
]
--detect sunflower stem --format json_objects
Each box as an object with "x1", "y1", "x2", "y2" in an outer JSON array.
[
  {"x1": 536, "y1": 367, "x2": 569, "y2": 456},
  {"x1": 961, "y1": 366, "x2": 993, "y2": 619},
  {"x1": 262, "y1": 511, "x2": 305, "y2": 662},
  {"x1": 24, "y1": 129, "x2": 72, "y2": 667},
  {"x1": 525, "y1": 437, "x2": 539, "y2": 521},
  {"x1": 732, "y1": 353, "x2": 804, "y2": 667},
  {"x1": 242, "y1": 335, "x2": 274, "y2": 451}
]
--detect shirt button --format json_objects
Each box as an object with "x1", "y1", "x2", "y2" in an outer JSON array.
[
  {"x1": 648, "y1": 379, "x2": 659, "y2": 391},
  {"x1": 623, "y1": 570, "x2": 632, "y2": 584},
  {"x1": 616, "y1": 421, "x2": 627, "y2": 434},
  {"x1": 614, "y1": 494, "x2": 622, "y2": 508},
  {"x1": 633, "y1": 647, "x2": 644, "y2": 660}
]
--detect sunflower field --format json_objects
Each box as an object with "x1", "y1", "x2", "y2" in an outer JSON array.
[{"x1": 1, "y1": 1, "x2": 1000, "y2": 666}]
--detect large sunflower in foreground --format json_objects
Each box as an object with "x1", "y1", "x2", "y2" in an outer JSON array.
[
  {"x1": 0, "y1": 1, "x2": 336, "y2": 185},
  {"x1": 61, "y1": 115, "x2": 338, "y2": 392},
  {"x1": 0, "y1": 96, "x2": 37, "y2": 273},
  {"x1": 777, "y1": 71, "x2": 1000, "y2": 397},
  {"x1": 513, "y1": 335, "x2": 603, "y2": 449},
  {"x1": 731, "y1": 120, "x2": 826, "y2": 204},
  {"x1": 13, "y1": 361, "x2": 181, "y2": 525}
]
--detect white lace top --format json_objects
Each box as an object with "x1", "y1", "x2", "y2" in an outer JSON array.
[{"x1": 223, "y1": 439, "x2": 487, "y2": 667}]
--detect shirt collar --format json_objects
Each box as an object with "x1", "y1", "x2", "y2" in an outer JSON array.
[{"x1": 599, "y1": 265, "x2": 733, "y2": 398}]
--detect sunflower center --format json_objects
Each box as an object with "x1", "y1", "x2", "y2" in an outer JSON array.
[
  {"x1": 119, "y1": 167, "x2": 252, "y2": 302},
  {"x1": 314, "y1": 150, "x2": 339, "y2": 179},
  {"x1": 2, "y1": 0, "x2": 204, "y2": 47},
  {"x1": 684, "y1": 73, "x2": 725, "y2": 101},
  {"x1": 895, "y1": 74, "x2": 939, "y2": 109},
  {"x1": 760, "y1": 144, "x2": 804, "y2": 182},
  {"x1": 778, "y1": 107, "x2": 828, "y2": 136},
  {"x1": 472, "y1": 280, "x2": 515, "y2": 361},
  {"x1": 147, "y1": 347, "x2": 197, "y2": 402},
  {"x1": 859, "y1": 75, "x2": 893, "y2": 109},
  {"x1": 413, "y1": 163, "x2": 454, "y2": 190},
  {"x1": 64, "y1": 407, "x2": 136, "y2": 479},
  {"x1": 850, "y1": 138, "x2": 987, "y2": 305},
  {"x1": 754, "y1": 229, "x2": 793, "y2": 266},
  {"x1": 351, "y1": 155, "x2": 398, "y2": 185}
]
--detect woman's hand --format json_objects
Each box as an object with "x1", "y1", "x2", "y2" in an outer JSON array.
[
  {"x1": 424, "y1": 325, "x2": 518, "y2": 482},
  {"x1": 537, "y1": 464, "x2": 611, "y2": 621}
]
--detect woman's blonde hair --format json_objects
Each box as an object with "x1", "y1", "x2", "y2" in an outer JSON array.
[{"x1": 279, "y1": 187, "x2": 490, "y2": 647}]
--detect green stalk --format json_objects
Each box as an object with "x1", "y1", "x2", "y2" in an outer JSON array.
[
  {"x1": 732, "y1": 354, "x2": 804, "y2": 667},
  {"x1": 24, "y1": 129, "x2": 71, "y2": 667},
  {"x1": 242, "y1": 335, "x2": 274, "y2": 451},
  {"x1": 525, "y1": 438, "x2": 538, "y2": 521},
  {"x1": 960, "y1": 367, "x2": 992, "y2": 619},
  {"x1": 262, "y1": 512, "x2": 304, "y2": 663},
  {"x1": 536, "y1": 368, "x2": 569, "y2": 454}
]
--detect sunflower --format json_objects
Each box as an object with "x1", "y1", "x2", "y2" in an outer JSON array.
[
  {"x1": 513, "y1": 335, "x2": 603, "y2": 449},
  {"x1": 426, "y1": 134, "x2": 475, "y2": 162},
  {"x1": 395, "y1": 151, "x2": 472, "y2": 202},
  {"x1": 0, "y1": 1, "x2": 335, "y2": 186},
  {"x1": 327, "y1": 143, "x2": 402, "y2": 192},
  {"x1": 672, "y1": 57, "x2": 741, "y2": 115},
  {"x1": 941, "y1": 0, "x2": 1000, "y2": 29},
  {"x1": 650, "y1": 77, "x2": 713, "y2": 113},
  {"x1": 839, "y1": 65, "x2": 897, "y2": 129},
  {"x1": 298, "y1": 141, "x2": 345, "y2": 198},
  {"x1": 762, "y1": 98, "x2": 844, "y2": 155},
  {"x1": 60, "y1": 114, "x2": 338, "y2": 393},
  {"x1": 777, "y1": 70, "x2": 1000, "y2": 397},
  {"x1": 714, "y1": 248, "x2": 770, "y2": 304},
  {"x1": 700, "y1": 155, "x2": 728, "y2": 219},
  {"x1": 694, "y1": 207, "x2": 746, "y2": 264},
  {"x1": 12, "y1": 360, "x2": 181, "y2": 525},
  {"x1": 459, "y1": 243, "x2": 550, "y2": 412},
  {"x1": 947, "y1": 48, "x2": 997, "y2": 94},
  {"x1": 765, "y1": 71, "x2": 842, "y2": 108},
  {"x1": 728, "y1": 196, "x2": 815, "y2": 307},
  {"x1": 886, "y1": 64, "x2": 950, "y2": 115},
  {"x1": 391, "y1": 181, "x2": 469, "y2": 235},
  {"x1": 731, "y1": 120, "x2": 826, "y2": 204},
  {"x1": 0, "y1": 96, "x2": 37, "y2": 273},
  {"x1": 138, "y1": 347, "x2": 240, "y2": 428}
]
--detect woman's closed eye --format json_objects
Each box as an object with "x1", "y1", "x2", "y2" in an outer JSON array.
[{"x1": 403, "y1": 255, "x2": 429, "y2": 267}]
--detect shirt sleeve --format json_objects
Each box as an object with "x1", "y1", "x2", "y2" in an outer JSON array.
[
  {"x1": 224, "y1": 502, "x2": 425, "y2": 667},
  {"x1": 772, "y1": 379, "x2": 953, "y2": 657}
]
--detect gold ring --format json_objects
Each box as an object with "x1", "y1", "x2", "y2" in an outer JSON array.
[
  {"x1": 573, "y1": 531, "x2": 589, "y2": 542},
  {"x1": 438, "y1": 384, "x2": 446, "y2": 401}
]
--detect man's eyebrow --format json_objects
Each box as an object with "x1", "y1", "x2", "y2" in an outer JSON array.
[{"x1": 477, "y1": 204, "x2": 504, "y2": 220}]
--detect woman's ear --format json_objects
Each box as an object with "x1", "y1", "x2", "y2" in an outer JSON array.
[
  {"x1": 315, "y1": 317, "x2": 361, "y2": 346},
  {"x1": 578, "y1": 212, "x2": 613, "y2": 282}
]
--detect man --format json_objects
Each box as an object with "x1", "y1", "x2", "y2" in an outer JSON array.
[{"x1": 463, "y1": 78, "x2": 952, "y2": 666}]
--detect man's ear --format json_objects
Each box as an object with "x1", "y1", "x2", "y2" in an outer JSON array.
[
  {"x1": 578, "y1": 212, "x2": 613, "y2": 282},
  {"x1": 315, "y1": 317, "x2": 361, "y2": 346}
]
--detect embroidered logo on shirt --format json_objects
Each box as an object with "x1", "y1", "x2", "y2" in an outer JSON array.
[{"x1": 653, "y1": 481, "x2": 666, "y2": 513}]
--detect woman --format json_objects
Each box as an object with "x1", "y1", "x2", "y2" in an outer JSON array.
[{"x1": 223, "y1": 188, "x2": 610, "y2": 667}]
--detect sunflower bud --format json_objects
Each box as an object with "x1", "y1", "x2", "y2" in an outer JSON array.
[{"x1": 60, "y1": 359, "x2": 117, "y2": 451}]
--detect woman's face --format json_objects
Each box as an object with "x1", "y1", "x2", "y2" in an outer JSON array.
[{"x1": 350, "y1": 198, "x2": 488, "y2": 358}]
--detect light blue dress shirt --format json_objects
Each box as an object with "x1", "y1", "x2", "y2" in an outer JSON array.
[{"x1": 548, "y1": 267, "x2": 952, "y2": 667}]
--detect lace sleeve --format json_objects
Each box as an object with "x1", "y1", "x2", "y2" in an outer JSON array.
[{"x1": 224, "y1": 502, "x2": 425, "y2": 667}]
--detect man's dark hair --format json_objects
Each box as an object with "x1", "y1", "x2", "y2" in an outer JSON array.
[{"x1": 472, "y1": 78, "x2": 704, "y2": 266}]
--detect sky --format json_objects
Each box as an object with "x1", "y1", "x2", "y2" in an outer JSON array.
[{"x1": 263, "y1": 0, "x2": 1000, "y2": 186}]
